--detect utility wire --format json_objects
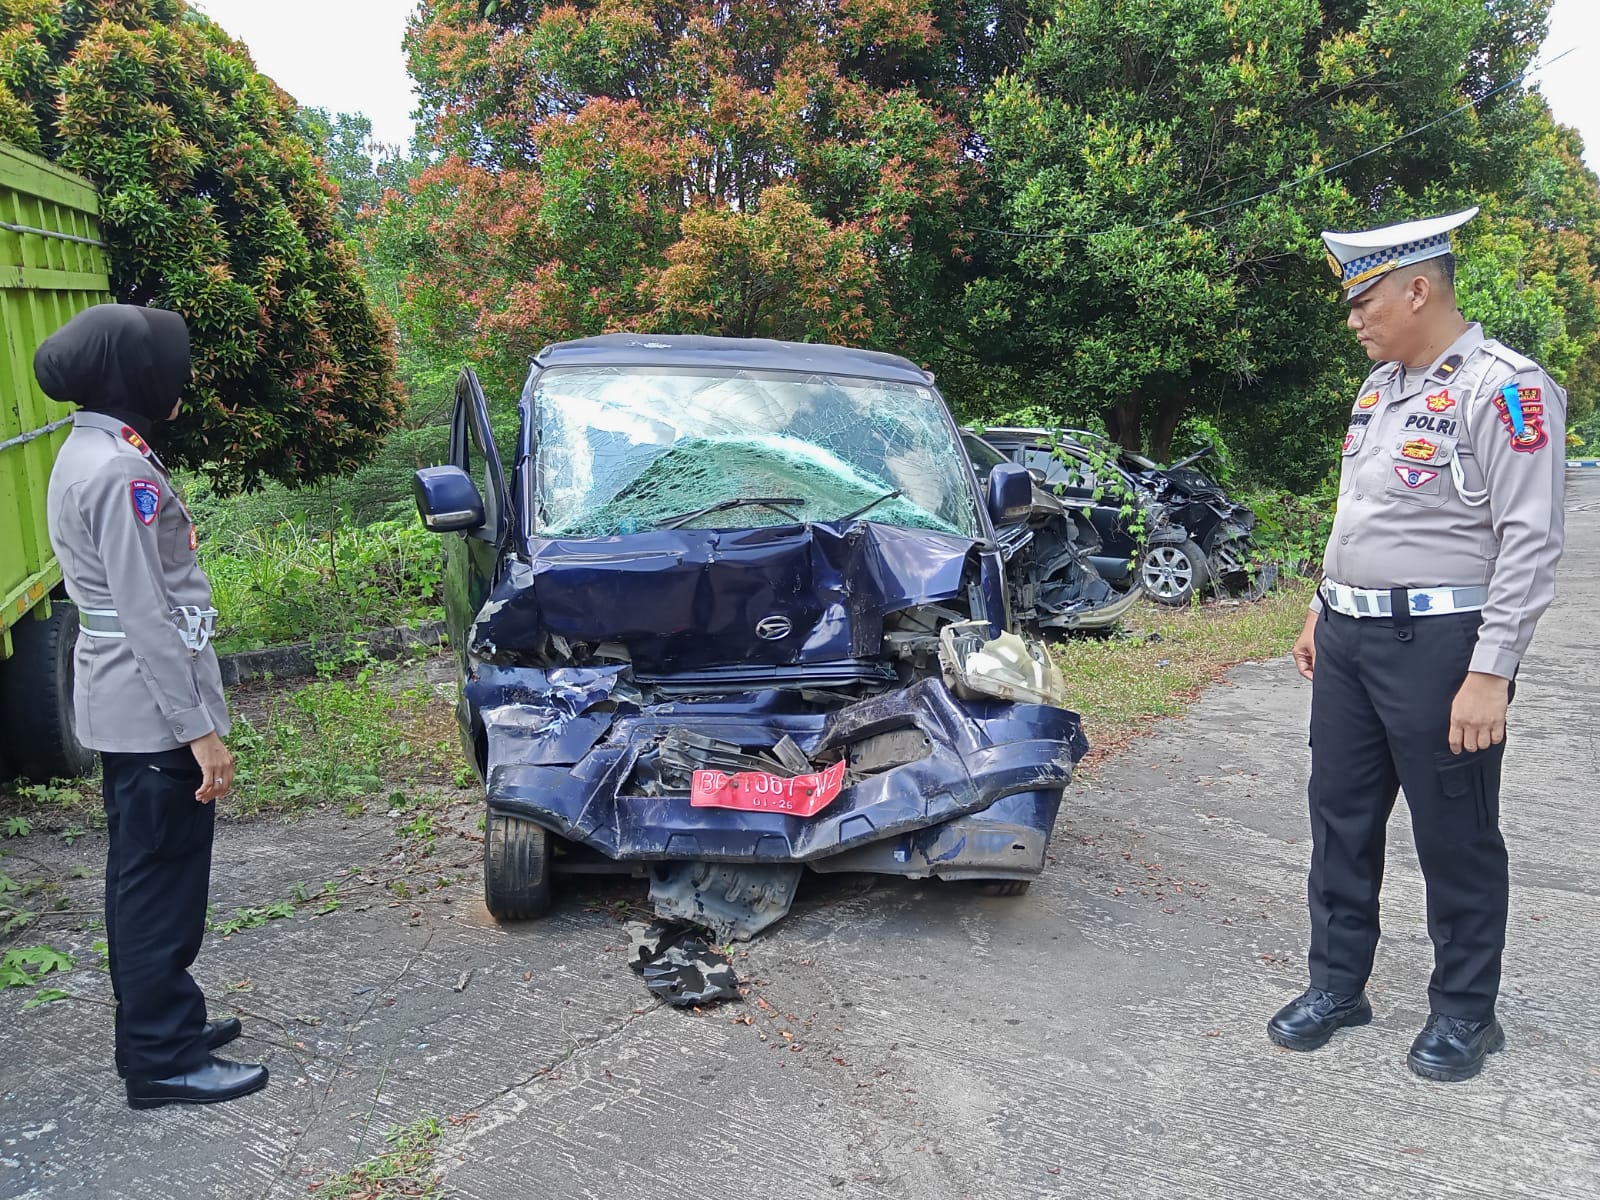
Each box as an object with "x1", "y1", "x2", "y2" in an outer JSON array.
[{"x1": 967, "y1": 45, "x2": 1578, "y2": 242}]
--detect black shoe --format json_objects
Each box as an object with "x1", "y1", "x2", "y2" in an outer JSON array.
[
  {"x1": 126, "y1": 1055, "x2": 268, "y2": 1110},
  {"x1": 1406, "y1": 1013, "x2": 1505, "y2": 1082},
  {"x1": 115, "y1": 1017, "x2": 244, "y2": 1079},
  {"x1": 1267, "y1": 987, "x2": 1373, "y2": 1051}
]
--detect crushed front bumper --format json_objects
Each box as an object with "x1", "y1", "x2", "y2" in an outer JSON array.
[{"x1": 472, "y1": 666, "x2": 1087, "y2": 879}]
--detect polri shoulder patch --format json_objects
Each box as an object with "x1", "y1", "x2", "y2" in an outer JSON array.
[
  {"x1": 1493, "y1": 386, "x2": 1549, "y2": 453},
  {"x1": 1435, "y1": 354, "x2": 1463, "y2": 379},
  {"x1": 130, "y1": 480, "x2": 160, "y2": 526}
]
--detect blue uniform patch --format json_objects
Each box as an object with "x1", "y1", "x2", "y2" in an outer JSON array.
[
  {"x1": 131, "y1": 480, "x2": 160, "y2": 525},
  {"x1": 1410, "y1": 593, "x2": 1433, "y2": 612}
]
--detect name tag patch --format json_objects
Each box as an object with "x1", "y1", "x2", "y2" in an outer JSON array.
[
  {"x1": 130, "y1": 480, "x2": 160, "y2": 525},
  {"x1": 1404, "y1": 413, "x2": 1459, "y2": 435},
  {"x1": 1394, "y1": 465, "x2": 1439, "y2": 489}
]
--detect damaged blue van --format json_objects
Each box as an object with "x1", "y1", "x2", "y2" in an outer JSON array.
[{"x1": 414, "y1": 335, "x2": 1088, "y2": 938}]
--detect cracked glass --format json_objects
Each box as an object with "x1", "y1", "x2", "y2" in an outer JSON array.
[{"x1": 533, "y1": 366, "x2": 979, "y2": 538}]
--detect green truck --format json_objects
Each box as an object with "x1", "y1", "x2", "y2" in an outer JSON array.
[{"x1": 1, "y1": 141, "x2": 110, "y2": 782}]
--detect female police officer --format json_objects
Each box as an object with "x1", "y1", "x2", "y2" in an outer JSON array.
[{"x1": 36, "y1": 304, "x2": 268, "y2": 1109}]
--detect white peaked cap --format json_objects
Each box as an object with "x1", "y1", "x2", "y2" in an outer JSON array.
[{"x1": 1321, "y1": 207, "x2": 1479, "y2": 299}]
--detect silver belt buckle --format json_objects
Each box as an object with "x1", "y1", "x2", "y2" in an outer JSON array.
[{"x1": 172, "y1": 606, "x2": 219, "y2": 654}]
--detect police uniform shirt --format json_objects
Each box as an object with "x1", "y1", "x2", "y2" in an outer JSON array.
[
  {"x1": 46, "y1": 412, "x2": 230, "y2": 751},
  {"x1": 1319, "y1": 321, "x2": 1567, "y2": 680}
]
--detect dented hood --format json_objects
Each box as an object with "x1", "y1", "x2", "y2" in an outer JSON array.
[{"x1": 473, "y1": 521, "x2": 977, "y2": 674}]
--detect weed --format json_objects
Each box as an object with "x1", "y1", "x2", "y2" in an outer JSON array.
[
  {"x1": 1, "y1": 944, "x2": 77, "y2": 1009},
  {"x1": 396, "y1": 813, "x2": 435, "y2": 843},
  {"x1": 229, "y1": 661, "x2": 431, "y2": 818},
  {"x1": 310, "y1": 1117, "x2": 447, "y2": 1199},
  {"x1": 208, "y1": 900, "x2": 297, "y2": 937},
  {"x1": 13, "y1": 781, "x2": 85, "y2": 809},
  {"x1": 4, "y1": 817, "x2": 31, "y2": 838}
]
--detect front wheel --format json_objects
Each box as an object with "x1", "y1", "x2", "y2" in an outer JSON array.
[
  {"x1": 483, "y1": 811, "x2": 553, "y2": 921},
  {"x1": 1140, "y1": 539, "x2": 1209, "y2": 606}
]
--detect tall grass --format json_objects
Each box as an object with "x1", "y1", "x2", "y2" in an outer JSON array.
[{"x1": 200, "y1": 517, "x2": 444, "y2": 654}]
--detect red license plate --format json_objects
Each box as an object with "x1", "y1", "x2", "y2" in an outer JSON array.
[{"x1": 689, "y1": 758, "x2": 847, "y2": 817}]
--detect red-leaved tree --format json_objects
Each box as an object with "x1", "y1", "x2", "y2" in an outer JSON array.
[{"x1": 387, "y1": 0, "x2": 1011, "y2": 391}]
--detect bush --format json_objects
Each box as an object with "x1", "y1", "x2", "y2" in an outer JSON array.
[
  {"x1": 1241, "y1": 476, "x2": 1337, "y2": 580},
  {"x1": 199, "y1": 517, "x2": 444, "y2": 653}
]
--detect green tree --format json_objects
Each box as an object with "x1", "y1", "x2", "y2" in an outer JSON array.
[
  {"x1": 296, "y1": 108, "x2": 407, "y2": 235},
  {"x1": 954, "y1": 0, "x2": 1598, "y2": 484},
  {"x1": 0, "y1": 0, "x2": 402, "y2": 490}
]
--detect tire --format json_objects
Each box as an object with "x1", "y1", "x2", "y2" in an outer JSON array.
[
  {"x1": 0, "y1": 601, "x2": 95, "y2": 783},
  {"x1": 1140, "y1": 539, "x2": 1209, "y2": 606},
  {"x1": 483, "y1": 810, "x2": 553, "y2": 921},
  {"x1": 977, "y1": 880, "x2": 1032, "y2": 897}
]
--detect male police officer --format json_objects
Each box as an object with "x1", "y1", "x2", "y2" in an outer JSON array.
[
  {"x1": 37, "y1": 304, "x2": 268, "y2": 1108},
  {"x1": 1268, "y1": 208, "x2": 1566, "y2": 1082}
]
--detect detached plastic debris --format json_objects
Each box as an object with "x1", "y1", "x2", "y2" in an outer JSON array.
[
  {"x1": 937, "y1": 620, "x2": 1067, "y2": 707},
  {"x1": 627, "y1": 920, "x2": 741, "y2": 1007}
]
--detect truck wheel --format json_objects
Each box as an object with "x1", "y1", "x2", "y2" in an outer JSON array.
[
  {"x1": 483, "y1": 810, "x2": 553, "y2": 921},
  {"x1": 1140, "y1": 539, "x2": 1209, "y2": 606},
  {"x1": 0, "y1": 602, "x2": 95, "y2": 783}
]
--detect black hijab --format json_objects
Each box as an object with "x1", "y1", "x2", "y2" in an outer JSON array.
[{"x1": 33, "y1": 304, "x2": 191, "y2": 442}]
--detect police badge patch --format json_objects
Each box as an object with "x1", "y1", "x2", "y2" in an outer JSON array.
[
  {"x1": 130, "y1": 480, "x2": 160, "y2": 525},
  {"x1": 1356, "y1": 391, "x2": 1381, "y2": 410},
  {"x1": 1425, "y1": 391, "x2": 1455, "y2": 412},
  {"x1": 1493, "y1": 386, "x2": 1549, "y2": 453}
]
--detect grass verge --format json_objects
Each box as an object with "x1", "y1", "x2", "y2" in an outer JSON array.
[
  {"x1": 0, "y1": 651, "x2": 465, "y2": 830},
  {"x1": 309, "y1": 1117, "x2": 448, "y2": 1198},
  {"x1": 1054, "y1": 578, "x2": 1314, "y2": 770}
]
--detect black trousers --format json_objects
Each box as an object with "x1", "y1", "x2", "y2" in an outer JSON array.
[
  {"x1": 102, "y1": 747, "x2": 216, "y2": 1078},
  {"x1": 1307, "y1": 606, "x2": 1509, "y2": 1022}
]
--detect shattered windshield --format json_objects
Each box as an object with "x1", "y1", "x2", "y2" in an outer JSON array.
[{"x1": 533, "y1": 366, "x2": 979, "y2": 538}]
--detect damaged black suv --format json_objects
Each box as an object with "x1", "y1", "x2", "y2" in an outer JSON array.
[{"x1": 414, "y1": 335, "x2": 1089, "y2": 938}]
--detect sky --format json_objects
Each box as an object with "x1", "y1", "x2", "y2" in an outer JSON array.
[
  {"x1": 187, "y1": 0, "x2": 422, "y2": 150},
  {"x1": 192, "y1": 0, "x2": 1600, "y2": 168},
  {"x1": 1538, "y1": 0, "x2": 1600, "y2": 168}
]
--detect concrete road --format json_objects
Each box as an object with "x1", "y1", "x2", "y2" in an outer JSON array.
[{"x1": 3, "y1": 472, "x2": 1596, "y2": 1200}]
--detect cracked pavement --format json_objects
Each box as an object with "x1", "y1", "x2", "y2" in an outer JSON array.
[{"x1": 2, "y1": 470, "x2": 1597, "y2": 1200}]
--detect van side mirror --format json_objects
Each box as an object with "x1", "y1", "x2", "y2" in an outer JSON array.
[
  {"x1": 413, "y1": 466, "x2": 486, "y2": 533},
  {"x1": 986, "y1": 462, "x2": 1033, "y2": 527}
]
